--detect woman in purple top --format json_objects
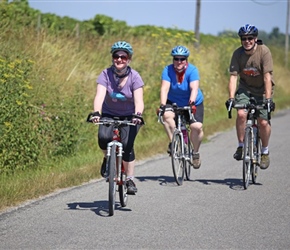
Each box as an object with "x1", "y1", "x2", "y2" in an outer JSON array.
[
  {"x1": 159, "y1": 45, "x2": 204, "y2": 169},
  {"x1": 91, "y1": 41, "x2": 144, "y2": 195}
]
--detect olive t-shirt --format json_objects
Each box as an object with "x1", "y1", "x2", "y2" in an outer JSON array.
[{"x1": 229, "y1": 44, "x2": 274, "y2": 96}]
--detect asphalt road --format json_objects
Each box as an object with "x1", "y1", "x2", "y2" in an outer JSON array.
[{"x1": 1, "y1": 109, "x2": 290, "y2": 250}]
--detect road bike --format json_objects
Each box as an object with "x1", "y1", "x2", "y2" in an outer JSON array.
[
  {"x1": 87, "y1": 114, "x2": 144, "y2": 216},
  {"x1": 158, "y1": 104, "x2": 196, "y2": 185},
  {"x1": 227, "y1": 97, "x2": 271, "y2": 189}
]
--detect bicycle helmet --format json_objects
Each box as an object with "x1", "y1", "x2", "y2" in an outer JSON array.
[
  {"x1": 111, "y1": 41, "x2": 133, "y2": 57},
  {"x1": 171, "y1": 45, "x2": 190, "y2": 57},
  {"x1": 238, "y1": 24, "x2": 258, "y2": 37}
]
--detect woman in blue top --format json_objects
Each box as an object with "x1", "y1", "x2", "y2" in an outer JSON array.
[{"x1": 159, "y1": 45, "x2": 204, "y2": 169}]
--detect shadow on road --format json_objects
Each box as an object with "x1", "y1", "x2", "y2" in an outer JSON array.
[
  {"x1": 136, "y1": 175, "x2": 177, "y2": 186},
  {"x1": 136, "y1": 175, "x2": 262, "y2": 190},
  {"x1": 66, "y1": 200, "x2": 131, "y2": 216},
  {"x1": 195, "y1": 178, "x2": 262, "y2": 190}
]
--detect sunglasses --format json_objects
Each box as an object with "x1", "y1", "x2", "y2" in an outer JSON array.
[
  {"x1": 241, "y1": 36, "x2": 255, "y2": 41},
  {"x1": 173, "y1": 57, "x2": 187, "y2": 62},
  {"x1": 112, "y1": 54, "x2": 128, "y2": 60}
]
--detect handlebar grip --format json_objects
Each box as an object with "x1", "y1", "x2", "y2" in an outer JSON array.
[
  {"x1": 228, "y1": 109, "x2": 232, "y2": 119},
  {"x1": 86, "y1": 113, "x2": 93, "y2": 123}
]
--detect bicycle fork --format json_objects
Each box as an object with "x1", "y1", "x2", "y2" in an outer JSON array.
[
  {"x1": 174, "y1": 129, "x2": 190, "y2": 163},
  {"x1": 244, "y1": 128, "x2": 250, "y2": 163},
  {"x1": 175, "y1": 115, "x2": 186, "y2": 160},
  {"x1": 106, "y1": 141, "x2": 123, "y2": 183}
]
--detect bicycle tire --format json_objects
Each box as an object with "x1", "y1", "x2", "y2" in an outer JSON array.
[
  {"x1": 185, "y1": 141, "x2": 193, "y2": 181},
  {"x1": 108, "y1": 144, "x2": 117, "y2": 216},
  {"x1": 119, "y1": 165, "x2": 128, "y2": 207},
  {"x1": 171, "y1": 130, "x2": 185, "y2": 185},
  {"x1": 252, "y1": 136, "x2": 261, "y2": 184},
  {"x1": 243, "y1": 127, "x2": 252, "y2": 189}
]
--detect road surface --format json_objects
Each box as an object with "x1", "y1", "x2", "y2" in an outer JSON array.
[{"x1": 1, "y1": 109, "x2": 290, "y2": 250}]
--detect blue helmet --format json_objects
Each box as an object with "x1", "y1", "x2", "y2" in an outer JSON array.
[
  {"x1": 238, "y1": 24, "x2": 258, "y2": 37},
  {"x1": 111, "y1": 41, "x2": 133, "y2": 57},
  {"x1": 171, "y1": 45, "x2": 190, "y2": 57}
]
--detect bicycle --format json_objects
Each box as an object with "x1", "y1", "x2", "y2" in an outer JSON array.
[
  {"x1": 158, "y1": 103, "x2": 196, "y2": 186},
  {"x1": 87, "y1": 113, "x2": 144, "y2": 216},
  {"x1": 227, "y1": 97, "x2": 271, "y2": 189}
]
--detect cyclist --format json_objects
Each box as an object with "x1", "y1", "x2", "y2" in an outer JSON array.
[
  {"x1": 159, "y1": 45, "x2": 204, "y2": 169},
  {"x1": 225, "y1": 24, "x2": 275, "y2": 169},
  {"x1": 91, "y1": 41, "x2": 144, "y2": 194}
]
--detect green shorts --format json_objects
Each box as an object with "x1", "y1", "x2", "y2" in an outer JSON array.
[{"x1": 235, "y1": 88, "x2": 268, "y2": 120}]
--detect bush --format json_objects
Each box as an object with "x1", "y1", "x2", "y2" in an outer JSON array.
[
  {"x1": 0, "y1": 57, "x2": 40, "y2": 174},
  {"x1": 0, "y1": 56, "x2": 82, "y2": 175}
]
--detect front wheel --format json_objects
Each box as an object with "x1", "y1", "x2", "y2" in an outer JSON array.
[
  {"x1": 171, "y1": 130, "x2": 185, "y2": 185},
  {"x1": 108, "y1": 144, "x2": 117, "y2": 216},
  {"x1": 243, "y1": 128, "x2": 252, "y2": 189}
]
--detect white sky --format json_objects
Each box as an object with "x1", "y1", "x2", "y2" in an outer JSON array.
[{"x1": 28, "y1": 0, "x2": 287, "y2": 35}]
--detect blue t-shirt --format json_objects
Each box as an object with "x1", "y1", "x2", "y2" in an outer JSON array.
[{"x1": 161, "y1": 63, "x2": 204, "y2": 106}]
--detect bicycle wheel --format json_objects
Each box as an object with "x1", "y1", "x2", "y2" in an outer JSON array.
[
  {"x1": 108, "y1": 144, "x2": 117, "y2": 216},
  {"x1": 171, "y1": 130, "x2": 185, "y2": 185},
  {"x1": 185, "y1": 141, "x2": 193, "y2": 181},
  {"x1": 119, "y1": 164, "x2": 128, "y2": 207},
  {"x1": 252, "y1": 136, "x2": 261, "y2": 184},
  {"x1": 243, "y1": 128, "x2": 252, "y2": 189}
]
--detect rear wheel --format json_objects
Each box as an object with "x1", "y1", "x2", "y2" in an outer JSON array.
[
  {"x1": 185, "y1": 141, "x2": 193, "y2": 181},
  {"x1": 108, "y1": 144, "x2": 117, "y2": 216},
  {"x1": 243, "y1": 128, "x2": 252, "y2": 189},
  {"x1": 119, "y1": 165, "x2": 128, "y2": 207},
  {"x1": 171, "y1": 130, "x2": 185, "y2": 185}
]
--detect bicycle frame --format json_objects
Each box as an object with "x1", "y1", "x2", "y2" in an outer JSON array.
[
  {"x1": 86, "y1": 114, "x2": 144, "y2": 215},
  {"x1": 158, "y1": 103, "x2": 196, "y2": 185},
  {"x1": 173, "y1": 105, "x2": 193, "y2": 164},
  {"x1": 106, "y1": 127, "x2": 125, "y2": 185},
  {"x1": 228, "y1": 97, "x2": 266, "y2": 189},
  {"x1": 158, "y1": 103, "x2": 195, "y2": 159},
  {"x1": 244, "y1": 108, "x2": 256, "y2": 159}
]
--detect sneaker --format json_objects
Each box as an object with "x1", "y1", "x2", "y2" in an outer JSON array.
[
  {"x1": 100, "y1": 157, "x2": 107, "y2": 177},
  {"x1": 192, "y1": 152, "x2": 201, "y2": 169},
  {"x1": 126, "y1": 179, "x2": 137, "y2": 195},
  {"x1": 233, "y1": 146, "x2": 243, "y2": 161},
  {"x1": 167, "y1": 142, "x2": 172, "y2": 155},
  {"x1": 260, "y1": 153, "x2": 270, "y2": 170}
]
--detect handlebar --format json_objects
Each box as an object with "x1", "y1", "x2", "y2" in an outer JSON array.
[
  {"x1": 157, "y1": 103, "x2": 196, "y2": 124},
  {"x1": 86, "y1": 113, "x2": 145, "y2": 126},
  {"x1": 227, "y1": 99, "x2": 271, "y2": 120}
]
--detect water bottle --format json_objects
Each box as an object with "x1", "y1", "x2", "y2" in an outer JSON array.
[{"x1": 181, "y1": 125, "x2": 188, "y2": 144}]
